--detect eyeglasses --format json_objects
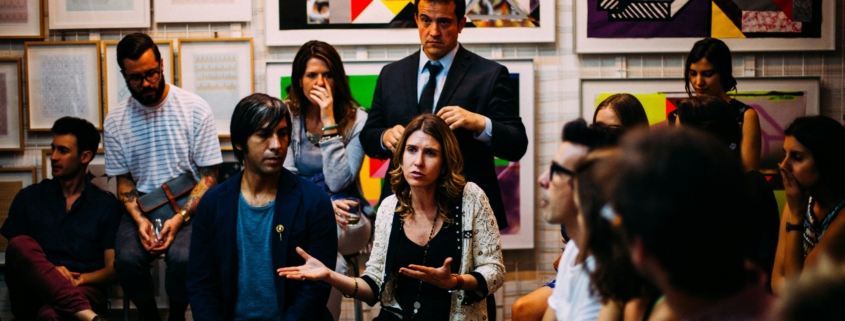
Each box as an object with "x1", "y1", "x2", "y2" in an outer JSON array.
[
  {"x1": 549, "y1": 162, "x2": 574, "y2": 181},
  {"x1": 125, "y1": 66, "x2": 162, "y2": 87}
]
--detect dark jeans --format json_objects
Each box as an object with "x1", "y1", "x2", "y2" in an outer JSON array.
[
  {"x1": 5, "y1": 236, "x2": 107, "y2": 320},
  {"x1": 114, "y1": 214, "x2": 192, "y2": 303}
]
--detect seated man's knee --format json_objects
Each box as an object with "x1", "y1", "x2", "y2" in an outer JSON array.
[
  {"x1": 114, "y1": 247, "x2": 147, "y2": 274},
  {"x1": 6, "y1": 235, "x2": 38, "y2": 259}
]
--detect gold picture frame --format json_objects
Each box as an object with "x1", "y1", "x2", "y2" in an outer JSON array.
[
  {"x1": 0, "y1": 0, "x2": 46, "y2": 39},
  {"x1": 0, "y1": 58, "x2": 25, "y2": 151},
  {"x1": 24, "y1": 41, "x2": 103, "y2": 131}
]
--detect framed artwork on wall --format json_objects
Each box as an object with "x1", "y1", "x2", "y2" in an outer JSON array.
[
  {"x1": 0, "y1": 58, "x2": 25, "y2": 151},
  {"x1": 49, "y1": 0, "x2": 150, "y2": 29},
  {"x1": 25, "y1": 41, "x2": 102, "y2": 131},
  {"x1": 154, "y1": 0, "x2": 251, "y2": 22},
  {"x1": 0, "y1": 167, "x2": 37, "y2": 253},
  {"x1": 178, "y1": 38, "x2": 254, "y2": 137},
  {"x1": 266, "y1": 58, "x2": 536, "y2": 249},
  {"x1": 575, "y1": 0, "x2": 836, "y2": 53},
  {"x1": 102, "y1": 39, "x2": 174, "y2": 115},
  {"x1": 0, "y1": 0, "x2": 45, "y2": 39},
  {"x1": 264, "y1": 0, "x2": 554, "y2": 46},
  {"x1": 580, "y1": 77, "x2": 820, "y2": 171}
]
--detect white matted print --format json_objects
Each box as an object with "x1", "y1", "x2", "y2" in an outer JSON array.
[
  {"x1": 266, "y1": 59, "x2": 535, "y2": 249},
  {"x1": 264, "y1": 0, "x2": 554, "y2": 46},
  {"x1": 179, "y1": 38, "x2": 254, "y2": 137},
  {"x1": 102, "y1": 40, "x2": 174, "y2": 115},
  {"x1": 49, "y1": 0, "x2": 150, "y2": 29},
  {"x1": 154, "y1": 0, "x2": 251, "y2": 22},
  {"x1": 25, "y1": 41, "x2": 102, "y2": 131},
  {"x1": 0, "y1": 0, "x2": 45, "y2": 38},
  {"x1": 0, "y1": 58, "x2": 25, "y2": 151}
]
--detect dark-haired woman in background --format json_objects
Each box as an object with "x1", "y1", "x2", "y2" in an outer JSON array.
[
  {"x1": 282, "y1": 40, "x2": 371, "y2": 320},
  {"x1": 592, "y1": 93, "x2": 650, "y2": 130},
  {"x1": 686, "y1": 38, "x2": 761, "y2": 171},
  {"x1": 279, "y1": 114, "x2": 505, "y2": 321},
  {"x1": 772, "y1": 116, "x2": 845, "y2": 295}
]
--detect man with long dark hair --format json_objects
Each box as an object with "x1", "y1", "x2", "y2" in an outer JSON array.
[{"x1": 187, "y1": 94, "x2": 337, "y2": 320}]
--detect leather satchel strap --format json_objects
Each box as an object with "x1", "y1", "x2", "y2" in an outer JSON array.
[{"x1": 162, "y1": 183, "x2": 182, "y2": 213}]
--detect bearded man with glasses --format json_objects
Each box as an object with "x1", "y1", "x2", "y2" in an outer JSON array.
[{"x1": 104, "y1": 33, "x2": 222, "y2": 321}]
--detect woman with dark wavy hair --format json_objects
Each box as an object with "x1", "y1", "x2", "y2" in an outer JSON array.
[
  {"x1": 772, "y1": 116, "x2": 845, "y2": 295},
  {"x1": 685, "y1": 38, "x2": 762, "y2": 171},
  {"x1": 278, "y1": 114, "x2": 505, "y2": 321},
  {"x1": 282, "y1": 40, "x2": 370, "y2": 320}
]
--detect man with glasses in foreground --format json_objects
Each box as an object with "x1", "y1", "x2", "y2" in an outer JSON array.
[
  {"x1": 104, "y1": 33, "x2": 222, "y2": 321},
  {"x1": 534, "y1": 119, "x2": 604, "y2": 321}
]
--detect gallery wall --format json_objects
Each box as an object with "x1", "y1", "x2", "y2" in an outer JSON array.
[{"x1": 0, "y1": 0, "x2": 843, "y2": 320}]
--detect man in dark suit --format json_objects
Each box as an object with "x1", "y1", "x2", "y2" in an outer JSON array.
[
  {"x1": 187, "y1": 94, "x2": 337, "y2": 320},
  {"x1": 360, "y1": 0, "x2": 528, "y2": 232}
]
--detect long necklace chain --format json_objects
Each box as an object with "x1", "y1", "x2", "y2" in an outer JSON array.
[{"x1": 407, "y1": 213, "x2": 438, "y2": 319}]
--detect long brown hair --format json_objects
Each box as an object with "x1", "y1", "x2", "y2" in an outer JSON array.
[
  {"x1": 389, "y1": 114, "x2": 466, "y2": 223},
  {"x1": 288, "y1": 40, "x2": 358, "y2": 136}
]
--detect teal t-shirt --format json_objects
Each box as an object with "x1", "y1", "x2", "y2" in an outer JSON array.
[{"x1": 233, "y1": 193, "x2": 281, "y2": 321}]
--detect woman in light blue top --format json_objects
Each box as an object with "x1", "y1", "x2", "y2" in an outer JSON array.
[{"x1": 282, "y1": 40, "x2": 370, "y2": 321}]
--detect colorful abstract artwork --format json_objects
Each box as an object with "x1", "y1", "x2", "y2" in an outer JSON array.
[
  {"x1": 267, "y1": 59, "x2": 535, "y2": 248},
  {"x1": 588, "y1": 0, "x2": 821, "y2": 38},
  {"x1": 265, "y1": 0, "x2": 553, "y2": 45},
  {"x1": 582, "y1": 78, "x2": 820, "y2": 172},
  {"x1": 575, "y1": 0, "x2": 834, "y2": 52},
  {"x1": 278, "y1": 0, "x2": 539, "y2": 29}
]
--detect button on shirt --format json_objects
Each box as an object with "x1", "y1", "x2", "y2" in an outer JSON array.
[{"x1": 0, "y1": 179, "x2": 123, "y2": 273}]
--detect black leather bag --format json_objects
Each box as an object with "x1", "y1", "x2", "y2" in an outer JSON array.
[{"x1": 137, "y1": 172, "x2": 196, "y2": 222}]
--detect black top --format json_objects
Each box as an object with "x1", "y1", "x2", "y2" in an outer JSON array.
[
  {"x1": 376, "y1": 220, "x2": 462, "y2": 321},
  {"x1": 0, "y1": 179, "x2": 123, "y2": 273}
]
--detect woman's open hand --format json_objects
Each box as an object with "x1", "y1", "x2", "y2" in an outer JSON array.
[
  {"x1": 399, "y1": 257, "x2": 457, "y2": 290},
  {"x1": 277, "y1": 247, "x2": 331, "y2": 281}
]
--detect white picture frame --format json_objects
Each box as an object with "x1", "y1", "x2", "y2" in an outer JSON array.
[
  {"x1": 49, "y1": 0, "x2": 150, "y2": 29},
  {"x1": 154, "y1": 0, "x2": 251, "y2": 22},
  {"x1": 266, "y1": 58, "x2": 535, "y2": 249},
  {"x1": 264, "y1": 0, "x2": 554, "y2": 46},
  {"x1": 574, "y1": 0, "x2": 836, "y2": 53},
  {"x1": 0, "y1": 0, "x2": 46, "y2": 39},
  {"x1": 102, "y1": 39, "x2": 174, "y2": 115},
  {"x1": 25, "y1": 41, "x2": 102, "y2": 131},
  {"x1": 178, "y1": 38, "x2": 254, "y2": 138},
  {"x1": 0, "y1": 58, "x2": 25, "y2": 151}
]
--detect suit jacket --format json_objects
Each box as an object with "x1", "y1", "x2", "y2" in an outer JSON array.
[
  {"x1": 360, "y1": 45, "x2": 528, "y2": 229},
  {"x1": 187, "y1": 169, "x2": 337, "y2": 321}
]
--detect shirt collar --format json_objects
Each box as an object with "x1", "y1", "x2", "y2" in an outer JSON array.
[
  {"x1": 418, "y1": 44, "x2": 460, "y2": 76},
  {"x1": 45, "y1": 177, "x2": 101, "y2": 205}
]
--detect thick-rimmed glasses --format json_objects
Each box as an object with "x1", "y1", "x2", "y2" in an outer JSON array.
[
  {"x1": 549, "y1": 161, "x2": 574, "y2": 181},
  {"x1": 125, "y1": 66, "x2": 162, "y2": 88}
]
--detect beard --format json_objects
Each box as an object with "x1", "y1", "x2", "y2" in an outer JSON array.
[{"x1": 128, "y1": 75, "x2": 166, "y2": 106}]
